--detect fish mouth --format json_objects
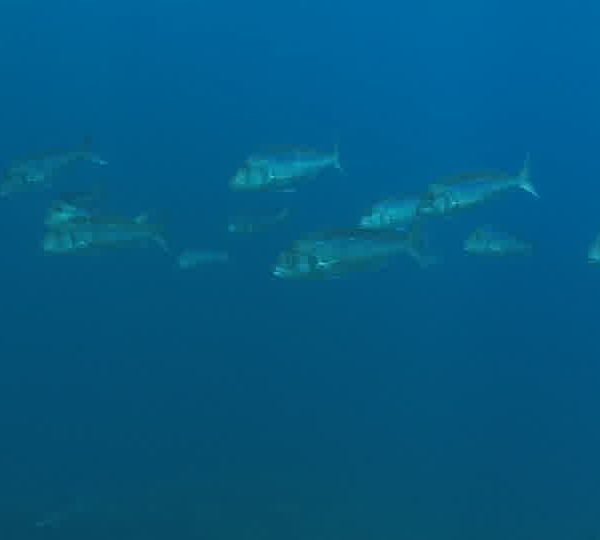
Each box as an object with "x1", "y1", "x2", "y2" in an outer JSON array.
[
  {"x1": 273, "y1": 264, "x2": 296, "y2": 278},
  {"x1": 272, "y1": 266, "x2": 286, "y2": 278}
]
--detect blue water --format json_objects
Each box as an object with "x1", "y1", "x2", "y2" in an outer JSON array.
[{"x1": 1, "y1": 1, "x2": 600, "y2": 538}]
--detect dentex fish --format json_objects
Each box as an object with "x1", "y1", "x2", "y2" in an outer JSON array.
[
  {"x1": 418, "y1": 156, "x2": 537, "y2": 217},
  {"x1": 177, "y1": 250, "x2": 229, "y2": 269},
  {"x1": 0, "y1": 138, "x2": 107, "y2": 197},
  {"x1": 230, "y1": 145, "x2": 341, "y2": 192},
  {"x1": 464, "y1": 227, "x2": 533, "y2": 257},
  {"x1": 228, "y1": 208, "x2": 289, "y2": 234},
  {"x1": 360, "y1": 196, "x2": 423, "y2": 230},
  {"x1": 43, "y1": 214, "x2": 167, "y2": 255},
  {"x1": 273, "y1": 228, "x2": 431, "y2": 279},
  {"x1": 588, "y1": 234, "x2": 600, "y2": 264},
  {"x1": 44, "y1": 191, "x2": 102, "y2": 227}
]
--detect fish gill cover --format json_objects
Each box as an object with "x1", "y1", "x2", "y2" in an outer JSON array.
[{"x1": 0, "y1": 1, "x2": 599, "y2": 539}]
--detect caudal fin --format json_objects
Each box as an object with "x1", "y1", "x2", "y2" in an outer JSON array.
[
  {"x1": 405, "y1": 226, "x2": 439, "y2": 268},
  {"x1": 518, "y1": 154, "x2": 538, "y2": 198},
  {"x1": 333, "y1": 143, "x2": 343, "y2": 173},
  {"x1": 82, "y1": 136, "x2": 108, "y2": 165},
  {"x1": 154, "y1": 233, "x2": 169, "y2": 253}
]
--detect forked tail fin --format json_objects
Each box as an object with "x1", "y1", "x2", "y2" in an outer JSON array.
[
  {"x1": 333, "y1": 143, "x2": 343, "y2": 173},
  {"x1": 405, "y1": 225, "x2": 439, "y2": 268},
  {"x1": 519, "y1": 153, "x2": 538, "y2": 197}
]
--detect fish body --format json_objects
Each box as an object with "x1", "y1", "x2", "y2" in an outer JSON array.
[
  {"x1": 419, "y1": 157, "x2": 536, "y2": 217},
  {"x1": 464, "y1": 228, "x2": 533, "y2": 257},
  {"x1": 1, "y1": 142, "x2": 107, "y2": 197},
  {"x1": 588, "y1": 234, "x2": 600, "y2": 264},
  {"x1": 230, "y1": 146, "x2": 340, "y2": 192},
  {"x1": 360, "y1": 196, "x2": 422, "y2": 230},
  {"x1": 247, "y1": 147, "x2": 341, "y2": 178},
  {"x1": 43, "y1": 215, "x2": 166, "y2": 254},
  {"x1": 178, "y1": 250, "x2": 229, "y2": 269},
  {"x1": 228, "y1": 208, "x2": 289, "y2": 233},
  {"x1": 273, "y1": 228, "x2": 425, "y2": 279}
]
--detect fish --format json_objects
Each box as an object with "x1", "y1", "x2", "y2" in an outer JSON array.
[
  {"x1": 359, "y1": 196, "x2": 423, "y2": 230},
  {"x1": 273, "y1": 228, "x2": 431, "y2": 279},
  {"x1": 464, "y1": 227, "x2": 533, "y2": 257},
  {"x1": 43, "y1": 214, "x2": 167, "y2": 254},
  {"x1": 230, "y1": 145, "x2": 341, "y2": 192},
  {"x1": 34, "y1": 499, "x2": 85, "y2": 529},
  {"x1": 0, "y1": 138, "x2": 107, "y2": 197},
  {"x1": 44, "y1": 190, "x2": 103, "y2": 227},
  {"x1": 588, "y1": 234, "x2": 600, "y2": 264},
  {"x1": 228, "y1": 208, "x2": 289, "y2": 234},
  {"x1": 418, "y1": 156, "x2": 536, "y2": 217},
  {"x1": 177, "y1": 250, "x2": 229, "y2": 269}
]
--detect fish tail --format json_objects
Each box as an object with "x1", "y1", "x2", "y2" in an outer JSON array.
[
  {"x1": 277, "y1": 208, "x2": 290, "y2": 221},
  {"x1": 333, "y1": 143, "x2": 343, "y2": 173},
  {"x1": 518, "y1": 153, "x2": 538, "y2": 198},
  {"x1": 405, "y1": 226, "x2": 439, "y2": 268},
  {"x1": 154, "y1": 234, "x2": 169, "y2": 253},
  {"x1": 82, "y1": 135, "x2": 108, "y2": 165},
  {"x1": 91, "y1": 156, "x2": 108, "y2": 166}
]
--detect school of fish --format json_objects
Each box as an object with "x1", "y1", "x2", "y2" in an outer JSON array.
[{"x1": 4, "y1": 139, "x2": 594, "y2": 277}]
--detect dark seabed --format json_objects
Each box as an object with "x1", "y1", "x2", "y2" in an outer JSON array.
[{"x1": 1, "y1": 1, "x2": 600, "y2": 539}]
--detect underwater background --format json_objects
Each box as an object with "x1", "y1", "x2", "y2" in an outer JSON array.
[{"x1": 1, "y1": 1, "x2": 600, "y2": 538}]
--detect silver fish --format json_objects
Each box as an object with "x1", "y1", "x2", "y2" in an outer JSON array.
[
  {"x1": 230, "y1": 145, "x2": 341, "y2": 192},
  {"x1": 419, "y1": 156, "x2": 536, "y2": 216},
  {"x1": 43, "y1": 214, "x2": 166, "y2": 254},
  {"x1": 228, "y1": 208, "x2": 289, "y2": 234},
  {"x1": 273, "y1": 228, "x2": 430, "y2": 279},
  {"x1": 178, "y1": 250, "x2": 229, "y2": 269},
  {"x1": 1, "y1": 138, "x2": 107, "y2": 197},
  {"x1": 464, "y1": 227, "x2": 533, "y2": 257}
]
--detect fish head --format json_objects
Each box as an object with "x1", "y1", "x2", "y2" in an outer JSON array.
[
  {"x1": 359, "y1": 211, "x2": 382, "y2": 229},
  {"x1": 45, "y1": 202, "x2": 90, "y2": 227},
  {"x1": 230, "y1": 164, "x2": 268, "y2": 191},
  {"x1": 42, "y1": 230, "x2": 74, "y2": 254},
  {"x1": 418, "y1": 191, "x2": 455, "y2": 217},
  {"x1": 22, "y1": 169, "x2": 46, "y2": 185},
  {"x1": 588, "y1": 241, "x2": 600, "y2": 264},
  {"x1": 273, "y1": 250, "x2": 319, "y2": 279}
]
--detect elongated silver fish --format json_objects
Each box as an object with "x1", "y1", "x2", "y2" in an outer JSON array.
[
  {"x1": 419, "y1": 156, "x2": 536, "y2": 216},
  {"x1": 228, "y1": 208, "x2": 289, "y2": 234},
  {"x1": 1, "y1": 138, "x2": 107, "y2": 197},
  {"x1": 273, "y1": 228, "x2": 430, "y2": 279},
  {"x1": 43, "y1": 214, "x2": 166, "y2": 254},
  {"x1": 178, "y1": 250, "x2": 229, "y2": 269},
  {"x1": 464, "y1": 227, "x2": 533, "y2": 257},
  {"x1": 230, "y1": 145, "x2": 341, "y2": 192},
  {"x1": 360, "y1": 196, "x2": 423, "y2": 230}
]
